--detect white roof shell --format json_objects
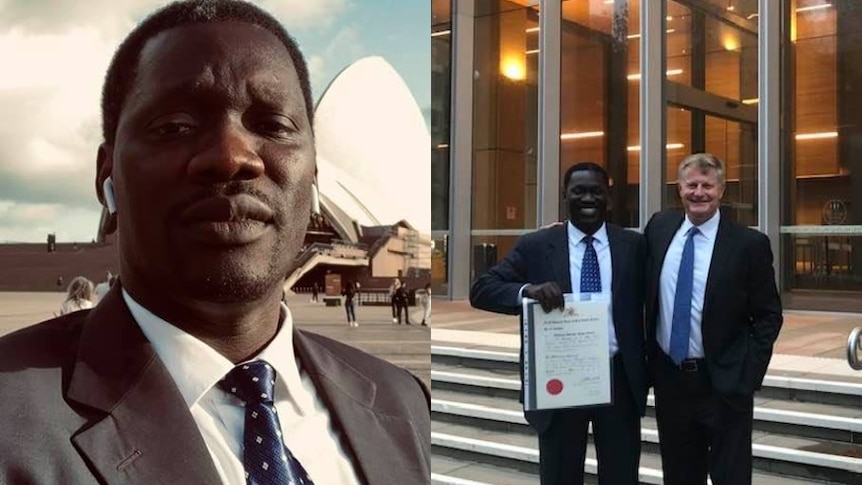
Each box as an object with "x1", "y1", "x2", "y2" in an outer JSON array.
[{"x1": 314, "y1": 56, "x2": 430, "y2": 238}]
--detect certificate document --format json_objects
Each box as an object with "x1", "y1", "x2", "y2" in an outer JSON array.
[{"x1": 521, "y1": 294, "x2": 612, "y2": 411}]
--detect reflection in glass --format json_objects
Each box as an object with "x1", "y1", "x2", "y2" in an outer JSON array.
[
  {"x1": 472, "y1": 0, "x2": 539, "y2": 232},
  {"x1": 664, "y1": 0, "x2": 758, "y2": 226},
  {"x1": 431, "y1": 0, "x2": 451, "y2": 294},
  {"x1": 560, "y1": 0, "x2": 640, "y2": 228},
  {"x1": 784, "y1": 0, "x2": 862, "y2": 291}
]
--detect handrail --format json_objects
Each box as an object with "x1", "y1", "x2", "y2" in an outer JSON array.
[{"x1": 847, "y1": 327, "x2": 862, "y2": 370}]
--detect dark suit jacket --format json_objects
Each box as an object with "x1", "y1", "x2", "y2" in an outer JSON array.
[
  {"x1": 470, "y1": 223, "x2": 647, "y2": 434},
  {"x1": 644, "y1": 209, "x2": 783, "y2": 399},
  {"x1": 0, "y1": 285, "x2": 430, "y2": 485}
]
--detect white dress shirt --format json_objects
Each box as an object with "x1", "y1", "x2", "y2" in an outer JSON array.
[
  {"x1": 122, "y1": 290, "x2": 362, "y2": 485},
  {"x1": 567, "y1": 222, "x2": 618, "y2": 356},
  {"x1": 657, "y1": 211, "x2": 720, "y2": 359}
]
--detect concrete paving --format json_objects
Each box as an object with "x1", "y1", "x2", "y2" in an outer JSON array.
[
  {"x1": 429, "y1": 299, "x2": 862, "y2": 382},
  {"x1": 0, "y1": 292, "x2": 430, "y2": 387}
]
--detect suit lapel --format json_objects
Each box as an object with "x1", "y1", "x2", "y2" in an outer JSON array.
[
  {"x1": 67, "y1": 285, "x2": 222, "y2": 485},
  {"x1": 545, "y1": 224, "x2": 573, "y2": 293},
  {"x1": 293, "y1": 331, "x2": 426, "y2": 485},
  {"x1": 702, "y1": 214, "x2": 736, "y2": 322},
  {"x1": 607, "y1": 224, "x2": 624, "y2": 299}
]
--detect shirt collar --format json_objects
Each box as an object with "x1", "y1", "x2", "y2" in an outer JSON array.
[
  {"x1": 567, "y1": 221, "x2": 608, "y2": 247},
  {"x1": 122, "y1": 289, "x2": 312, "y2": 414},
  {"x1": 682, "y1": 209, "x2": 720, "y2": 240}
]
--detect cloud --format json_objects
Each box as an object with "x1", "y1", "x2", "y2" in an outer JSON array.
[
  {"x1": 258, "y1": 0, "x2": 352, "y2": 31},
  {"x1": 0, "y1": 0, "x2": 362, "y2": 242},
  {"x1": 0, "y1": 201, "x2": 101, "y2": 242}
]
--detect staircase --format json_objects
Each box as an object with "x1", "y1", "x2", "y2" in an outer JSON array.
[
  {"x1": 431, "y1": 345, "x2": 862, "y2": 485},
  {"x1": 283, "y1": 242, "x2": 369, "y2": 292}
]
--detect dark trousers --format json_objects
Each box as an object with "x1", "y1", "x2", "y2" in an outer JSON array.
[
  {"x1": 397, "y1": 303, "x2": 410, "y2": 324},
  {"x1": 654, "y1": 352, "x2": 754, "y2": 485},
  {"x1": 344, "y1": 301, "x2": 356, "y2": 322},
  {"x1": 390, "y1": 298, "x2": 397, "y2": 319},
  {"x1": 537, "y1": 355, "x2": 640, "y2": 485}
]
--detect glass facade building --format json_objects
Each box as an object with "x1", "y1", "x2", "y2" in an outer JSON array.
[{"x1": 433, "y1": 0, "x2": 862, "y2": 311}]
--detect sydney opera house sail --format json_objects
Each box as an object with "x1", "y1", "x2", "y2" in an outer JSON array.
[{"x1": 314, "y1": 56, "x2": 431, "y2": 239}]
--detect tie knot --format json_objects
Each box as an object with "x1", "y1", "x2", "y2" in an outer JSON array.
[
  {"x1": 220, "y1": 360, "x2": 277, "y2": 404},
  {"x1": 687, "y1": 227, "x2": 700, "y2": 238},
  {"x1": 582, "y1": 235, "x2": 595, "y2": 246}
]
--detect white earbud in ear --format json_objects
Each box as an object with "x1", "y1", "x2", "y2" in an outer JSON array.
[
  {"x1": 310, "y1": 180, "x2": 320, "y2": 216},
  {"x1": 103, "y1": 177, "x2": 117, "y2": 215}
]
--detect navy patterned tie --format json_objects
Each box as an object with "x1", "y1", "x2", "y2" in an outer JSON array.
[
  {"x1": 669, "y1": 227, "x2": 698, "y2": 364},
  {"x1": 221, "y1": 360, "x2": 315, "y2": 485},
  {"x1": 581, "y1": 236, "x2": 602, "y2": 293}
]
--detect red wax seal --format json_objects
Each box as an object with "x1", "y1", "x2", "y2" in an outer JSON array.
[{"x1": 546, "y1": 379, "x2": 563, "y2": 395}]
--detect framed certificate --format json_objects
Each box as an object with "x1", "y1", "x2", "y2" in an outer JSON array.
[{"x1": 521, "y1": 294, "x2": 612, "y2": 411}]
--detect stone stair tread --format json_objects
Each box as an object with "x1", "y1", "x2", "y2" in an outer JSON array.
[
  {"x1": 432, "y1": 363, "x2": 862, "y2": 426},
  {"x1": 432, "y1": 455, "x2": 538, "y2": 485},
  {"x1": 431, "y1": 424, "x2": 829, "y2": 485},
  {"x1": 432, "y1": 388, "x2": 862, "y2": 463}
]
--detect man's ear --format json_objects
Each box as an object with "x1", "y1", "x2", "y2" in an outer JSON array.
[{"x1": 95, "y1": 144, "x2": 117, "y2": 235}]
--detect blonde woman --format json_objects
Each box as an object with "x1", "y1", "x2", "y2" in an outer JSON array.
[{"x1": 59, "y1": 277, "x2": 96, "y2": 315}]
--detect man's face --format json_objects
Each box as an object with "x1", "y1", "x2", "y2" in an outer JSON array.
[
  {"x1": 564, "y1": 170, "x2": 609, "y2": 234},
  {"x1": 678, "y1": 166, "x2": 725, "y2": 224},
  {"x1": 103, "y1": 21, "x2": 314, "y2": 304}
]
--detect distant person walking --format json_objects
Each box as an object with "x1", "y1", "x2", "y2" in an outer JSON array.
[
  {"x1": 389, "y1": 278, "x2": 401, "y2": 323},
  {"x1": 59, "y1": 277, "x2": 96, "y2": 315},
  {"x1": 311, "y1": 282, "x2": 320, "y2": 303},
  {"x1": 419, "y1": 283, "x2": 432, "y2": 327},
  {"x1": 94, "y1": 271, "x2": 113, "y2": 302},
  {"x1": 395, "y1": 282, "x2": 411, "y2": 325},
  {"x1": 342, "y1": 281, "x2": 358, "y2": 327}
]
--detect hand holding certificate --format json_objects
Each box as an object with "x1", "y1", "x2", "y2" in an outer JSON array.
[{"x1": 522, "y1": 293, "x2": 612, "y2": 411}]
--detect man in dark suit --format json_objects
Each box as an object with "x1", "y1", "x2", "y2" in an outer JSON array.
[
  {"x1": 644, "y1": 153, "x2": 782, "y2": 485},
  {"x1": 0, "y1": 2, "x2": 429, "y2": 484},
  {"x1": 471, "y1": 162, "x2": 647, "y2": 485}
]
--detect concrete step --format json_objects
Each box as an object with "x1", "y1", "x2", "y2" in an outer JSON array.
[
  {"x1": 431, "y1": 362, "x2": 862, "y2": 444},
  {"x1": 431, "y1": 422, "x2": 826, "y2": 485},
  {"x1": 431, "y1": 344, "x2": 862, "y2": 408},
  {"x1": 431, "y1": 388, "x2": 862, "y2": 484}
]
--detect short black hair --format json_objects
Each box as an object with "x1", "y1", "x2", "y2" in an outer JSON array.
[
  {"x1": 561, "y1": 162, "x2": 610, "y2": 191},
  {"x1": 100, "y1": 0, "x2": 314, "y2": 145}
]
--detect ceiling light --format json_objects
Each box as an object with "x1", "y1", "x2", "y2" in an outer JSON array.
[
  {"x1": 795, "y1": 131, "x2": 838, "y2": 140},
  {"x1": 741, "y1": 98, "x2": 759, "y2": 104},
  {"x1": 431, "y1": 30, "x2": 451, "y2": 37},
  {"x1": 796, "y1": 4, "x2": 832, "y2": 13},
  {"x1": 627, "y1": 69, "x2": 683, "y2": 81},
  {"x1": 628, "y1": 28, "x2": 675, "y2": 40},
  {"x1": 627, "y1": 143, "x2": 685, "y2": 151},
  {"x1": 526, "y1": 49, "x2": 540, "y2": 55},
  {"x1": 560, "y1": 131, "x2": 604, "y2": 140},
  {"x1": 526, "y1": 26, "x2": 540, "y2": 33}
]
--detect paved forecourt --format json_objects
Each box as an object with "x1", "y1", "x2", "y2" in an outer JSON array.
[{"x1": 0, "y1": 292, "x2": 430, "y2": 387}]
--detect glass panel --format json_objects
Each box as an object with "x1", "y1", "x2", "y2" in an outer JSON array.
[
  {"x1": 472, "y1": 0, "x2": 539, "y2": 231},
  {"x1": 664, "y1": 0, "x2": 758, "y2": 226},
  {"x1": 785, "y1": 234, "x2": 862, "y2": 291},
  {"x1": 783, "y1": 0, "x2": 862, "y2": 292},
  {"x1": 432, "y1": 0, "x2": 452, "y2": 232},
  {"x1": 470, "y1": 235, "x2": 521, "y2": 281},
  {"x1": 431, "y1": 233, "x2": 449, "y2": 294},
  {"x1": 431, "y1": 0, "x2": 451, "y2": 295},
  {"x1": 705, "y1": 115, "x2": 757, "y2": 225},
  {"x1": 560, "y1": 0, "x2": 641, "y2": 228},
  {"x1": 664, "y1": 106, "x2": 692, "y2": 207}
]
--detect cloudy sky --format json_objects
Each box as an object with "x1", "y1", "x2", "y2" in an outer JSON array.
[{"x1": 0, "y1": 0, "x2": 430, "y2": 243}]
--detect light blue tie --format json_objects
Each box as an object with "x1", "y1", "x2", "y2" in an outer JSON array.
[
  {"x1": 581, "y1": 236, "x2": 601, "y2": 293},
  {"x1": 669, "y1": 227, "x2": 698, "y2": 365}
]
